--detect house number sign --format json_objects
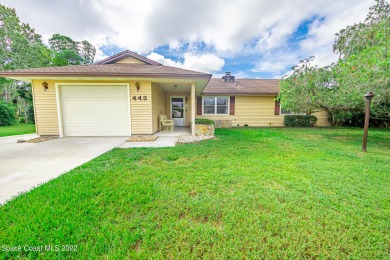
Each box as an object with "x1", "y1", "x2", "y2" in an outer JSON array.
[{"x1": 132, "y1": 96, "x2": 148, "y2": 101}]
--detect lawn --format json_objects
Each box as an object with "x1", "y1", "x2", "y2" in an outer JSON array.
[
  {"x1": 0, "y1": 123, "x2": 35, "y2": 137},
  {"x1": 0, "y1": 128, "x2": 389, "y2": 259}
]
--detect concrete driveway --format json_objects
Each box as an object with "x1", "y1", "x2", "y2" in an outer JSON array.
[{"x1": 0, "y1": 134, "x2": 126, "y2": 205}]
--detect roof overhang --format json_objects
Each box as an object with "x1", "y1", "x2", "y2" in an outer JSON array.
[
  {"x1": 201, "y1": 92, "x2": 278, "y2": 96},
  {"x1": 2, "y1": 75, "x2": 210, "y2": 95}
]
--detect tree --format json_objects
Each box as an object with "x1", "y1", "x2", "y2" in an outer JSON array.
[
  {"x1": 0, "y1": 5, "x2": 51, "y2": 71},
  {"x1": 332, "y1": 0, "x2": 390, "y2": 121},
  {"x1": 49, "y1": 34, "x2": 96, "y2": 65},
  {"x1": 79, "y1": 40, "x2": 96, "y2": 64},
  {"x1": 278, "y1": 0, "x2": 390, "y2": 125},
  {"x1": 0, "y1": 3, "x2": 97, "y2": 124},
  {"x1": 278, "y1": 57, "x2": 332, "y2": 114}
]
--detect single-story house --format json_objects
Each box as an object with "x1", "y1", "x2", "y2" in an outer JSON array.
[{"x1": 0, "y1": 50, "x2": 330, "y2": 137}]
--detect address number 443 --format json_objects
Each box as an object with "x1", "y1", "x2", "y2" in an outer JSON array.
[{"x1": 132, "y1": 96, "x2": 148, "y2": 101}]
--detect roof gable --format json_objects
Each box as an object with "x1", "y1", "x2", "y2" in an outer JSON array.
[{"x1": 95, "y1": 50, "x2": 162, "y2": 65}]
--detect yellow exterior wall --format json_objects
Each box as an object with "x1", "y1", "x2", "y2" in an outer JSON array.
[
  {"x1": 313, "y1": 110, "x2": 331, "y2": 127},
  {"x1": 32, "y1": 79, "x2": 155, "y2": 136},
  {"x1": 32, "y1": 80, "x2": 60, "y2": 136},
  {"x1": 151, "y1": 83, "x2": 166, "y2": 133},
  {"x1": 31, "y1": 80, "x2": 330, "y2": 137},
  {"x1": 129, "y1": 81, "x2": 152, "y2": 134},
  {"x1": 114, "y1": 57, "x2": 147, "y2": 64},
  {"x1": 166, "y1": 92, "x2": 191, "y2": 126},
  {"x1": 197, "y1": 95, "x2": 284, "y2": 127},
  {"x1": 196, "y1": 95, "x2": 331, "y2": 127}
]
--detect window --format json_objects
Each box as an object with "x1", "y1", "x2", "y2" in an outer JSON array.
[
  {"x1": 203, "y1": 97, "x2": 229, "y2": 115},
  {"x1": 281, "y1": 106, "x2": 293, "y2": 115},
  {"x1": 280, "y1": 104, "x2": 304, "y2": 115}
]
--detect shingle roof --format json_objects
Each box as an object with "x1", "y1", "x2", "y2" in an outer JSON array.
[
  {"x1": 0, "y1": 63, "x2": 212, "y2": 79},
  {"x1": 95, "y1": 50, "x2": 162, "y2": 65},
  {"x1": 202, "y1": 78, "x2": 280, "y2": 95}
]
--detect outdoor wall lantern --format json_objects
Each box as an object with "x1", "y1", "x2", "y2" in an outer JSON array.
[
  {"x1": 42, "y1": 82, "x2": 48, "y2": 91},
  {"x1": 135, "y1": 82, "x2": 140, "y2": 91}
]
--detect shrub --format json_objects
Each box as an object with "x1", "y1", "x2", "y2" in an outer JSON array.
[
  {"x1": 0, "y1": 101, "x2": 17, "y2": 126},
  {"x1": 19, "y1": 115, "x2": 26, "y2": 123},
  {"x1": 195, "y1": 118, "x2": 214, "y2": 125},
  {"x1": 284, "y1": 115, "x2": 317, "y2": 127},
  {"x1": 330, "y1": 111, "x2": 365, "y2": 127},
  {"x1": 244, "y1": 124, "x2": 249, "y2": 127},
  {"x1": 27, "y1": 104, "x2": 35, "y2": 123}
]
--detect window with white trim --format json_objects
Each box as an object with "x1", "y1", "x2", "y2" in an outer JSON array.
[{"x1": 203, "y1": 96, "x2": 229, "y2": 115}]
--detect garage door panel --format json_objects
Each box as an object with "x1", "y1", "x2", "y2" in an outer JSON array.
[{"x1": 60, "y1": 85, "x2": 130, "y2": 136}]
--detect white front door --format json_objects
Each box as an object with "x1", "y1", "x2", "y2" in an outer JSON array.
[{"x1": 171, "y1": 97, "x2": 185, "y2": 126}]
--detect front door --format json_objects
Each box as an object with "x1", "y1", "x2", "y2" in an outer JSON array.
[{"x1": 171, "y1": 97, "x2": 185, "y2": 126}]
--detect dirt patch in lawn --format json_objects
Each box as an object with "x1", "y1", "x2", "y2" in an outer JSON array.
[
  {"x1": 177, "y1": 135, "x2": 215, "y2": 144},
  {"x1": 126, "y1": 135, "x2": 158, "y2": 142},
  {"x1": 19, "y1": 137, "x2": 58, "y2": 143}
]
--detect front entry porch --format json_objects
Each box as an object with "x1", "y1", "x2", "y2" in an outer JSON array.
[
  {"x1": 156, "y1": 127, "x2": 191, "y2": 137},
  {"x1": 150, "y1": 80, "x2": 199, "y2": 136}
]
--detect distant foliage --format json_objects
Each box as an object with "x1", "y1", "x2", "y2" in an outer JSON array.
[
  {"x1": 0, "y1": 3, "x2": 96, "y2": 125},
  {"x1": 49, "y1": 34, "x2": 96, "y2": 66},
  {"x1": 284, "y1": 115, "x2": 317, "y2": 127},
  {"x1": 0, "y1": 101, "x2": 17, "y2": 126},
  {"x1": 278, "y1": 0, "x2": 390, "y2": 126}
]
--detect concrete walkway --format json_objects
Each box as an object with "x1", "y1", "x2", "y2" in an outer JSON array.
[
  {"x1": 0, "y1": 135, "x2": 126, "y2": 205},
  {"x1": 118, "y1": 136, "x2": 178, "y2": 148},
  {"x1": 118, "y1": 127, "x2": 191, "y2": 148}
]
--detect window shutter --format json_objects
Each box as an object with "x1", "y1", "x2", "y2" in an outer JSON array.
[
  {"x1": 274, "y1": 100, "x2": 280, "y2": 115},
  {"x1": 197, "y1": 97, "x2": 202, "y2": 115},
  {"x1": 230, "y1": 96, "x2": 235, "y2": 115}
]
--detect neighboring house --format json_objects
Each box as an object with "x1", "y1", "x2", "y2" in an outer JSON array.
[{"x1": 0, "y1": 50, "x2": 330, "y2": 137}]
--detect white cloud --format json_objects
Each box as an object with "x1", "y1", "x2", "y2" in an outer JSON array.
[
  {"x1": 147, "y1": 52, "x2": 225, "y2": 73},
  {"x1": 182, "y1": 53, "x2": 225, "y2": 73},
  {"x1": 2, "y1": 0, "x2": 376, "y2": 76},
  {"x1": 253, "y1": 52, "x2": 300, "y2": 74}
]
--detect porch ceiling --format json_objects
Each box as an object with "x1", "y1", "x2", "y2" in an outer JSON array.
[{"x1": 154, "y1": 80, "x2": 207, "y2": 95}]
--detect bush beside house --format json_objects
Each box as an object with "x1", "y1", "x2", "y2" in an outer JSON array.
[{"x1": 284, "y1": 115, "x2": 317, "y2": 127}]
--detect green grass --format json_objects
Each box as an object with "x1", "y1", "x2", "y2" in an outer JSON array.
[
  {"x1": 0, "y1": 123, "x2": 35, "y2": 137},
  {"x1": 0, "y1": 128, "x2": 389, "y2": 259}
]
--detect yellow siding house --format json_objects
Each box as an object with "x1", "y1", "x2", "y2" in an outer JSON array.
[{"x1": 0, "y1": 50, "x2": 330, "y2": 137}]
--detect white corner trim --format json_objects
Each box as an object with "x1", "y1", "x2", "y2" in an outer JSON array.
[
  {"x1": 54, "y1": 83, "x2": 64, "y2": 137},
  {"x1": 126, "y1": 83, "x2": 132, "y2": 137}
]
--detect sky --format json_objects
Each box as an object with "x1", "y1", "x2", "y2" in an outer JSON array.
[{"x1": 2, "y1": 0, "x2": 375, "y2": 78}]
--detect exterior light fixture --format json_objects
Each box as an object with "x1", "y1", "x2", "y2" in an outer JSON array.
[
  {"x1": 135, "y1": 82, "x2": 140, "y2": 91},
  {"x1": 42, "y1": 82, "x2": 48, "y2": 91},
  {"x1": 362, "y1": 91, "x2": 374, "y2": 152}
]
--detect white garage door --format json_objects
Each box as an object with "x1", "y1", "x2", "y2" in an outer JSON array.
[{"x1": 60, "y1": 85, "x2": 130, "y2": 136}]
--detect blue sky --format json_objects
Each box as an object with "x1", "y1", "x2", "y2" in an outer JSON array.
[{"x1": 3, "y1": 0, "x2": 374, "y2": 78}]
